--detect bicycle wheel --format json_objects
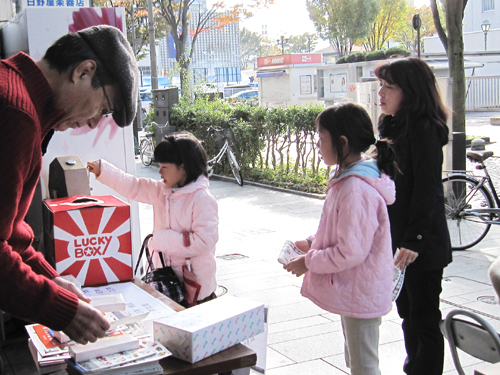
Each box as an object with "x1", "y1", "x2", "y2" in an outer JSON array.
[
  {"x1": 227, "y1": 148, "x2": 243, "y2": 186},
  {"x1": 140, "y1": 139, "x2": 154, "y2": 166},
  {"x1": 443, "y1": 175, "x2": 494, "y2": 250},
  {"x1": 207, "y1": 163, "x2": 215, "y2": 177}
]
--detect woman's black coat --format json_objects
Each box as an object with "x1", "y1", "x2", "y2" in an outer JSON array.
[{"x1": 379, "y1": 116, "x2": 452, "y2": 271}]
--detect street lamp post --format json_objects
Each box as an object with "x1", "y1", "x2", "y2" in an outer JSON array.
[
  {"x1": 276, "y1": 35, "x2": 288, "y2": 55},
  {"x1": 412, "y1": 14, "x2": 422, "y2": 58},
  {"x1": 481, "y1": 19, "x2": 491, "y2": 51}
]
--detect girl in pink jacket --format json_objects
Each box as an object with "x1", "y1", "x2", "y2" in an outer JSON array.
[
  {"x1": 87, "y1": 132, "x2": 218, "y2": 305},
  {"x1": 284, "y1": 103, "x2": 397, "y2": 375}
]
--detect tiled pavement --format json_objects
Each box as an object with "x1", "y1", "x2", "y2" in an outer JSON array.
[
  {"x1": 134, "y1": 112, "x2": 500, "y2": 375},
  {"x1": 3, "y1": 112, "x2": 500, "y2": 375}
]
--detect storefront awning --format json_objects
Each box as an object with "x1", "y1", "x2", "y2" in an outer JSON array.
[{"x1": 256, "y1": 70, "x2": 285, "y2": 78}]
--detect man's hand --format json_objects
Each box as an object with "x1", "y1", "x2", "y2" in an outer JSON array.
[
  {"x1": 284, "y1": 254, "x2": 308, "y2": 277},
  {"x1": 52, "y1": 276, "x2": 91, "y2": 303},
  {"x1": 63, "y1": 300, "x2": 110, "y2": 345}
]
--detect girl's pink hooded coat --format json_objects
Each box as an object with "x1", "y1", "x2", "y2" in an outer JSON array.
[
  {"x1": 97, "y1": 160, "x2": 218, "y2": 300},
  {"x1": 302, "y1": 161, "x2": 396, "y2": 319}
]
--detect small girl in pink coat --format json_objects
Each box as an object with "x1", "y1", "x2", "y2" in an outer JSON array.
[
  {"x1": 284, "y1": 103, "x2": 398, "y2": 375},
  {"x1": 87, "y1": 132, "x2": 218, "y2": 306}
]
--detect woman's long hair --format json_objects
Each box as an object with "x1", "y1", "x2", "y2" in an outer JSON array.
[{"x1": 374, "y1": 57, "x2": 449, "y2": 146}]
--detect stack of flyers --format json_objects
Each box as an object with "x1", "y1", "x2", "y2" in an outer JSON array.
[
  {"x1": 65, "y1": 340, "x2": 170, "y2": 375},
  {"x1": 25, "y1": 324, "x2": 73, "y2": 374},
  {"x1": 26, "y1": 313, "x2": 154, "y2": 374},
  {"x1": 28, "y1": 339, "x2": 70, "y2": 374},
  {"x1": 26, "y1": 324, "x2": 72, "y2": 357}
]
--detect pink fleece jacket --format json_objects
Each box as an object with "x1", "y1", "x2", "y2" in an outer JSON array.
[
  {"x1": 97, "y1": 160, "x2": 218, "y2": 300},
  {"x1": 301, "y1": 165, "x2": 396, "y2": 319}
]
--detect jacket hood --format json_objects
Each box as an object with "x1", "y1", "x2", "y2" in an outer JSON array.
[
  {"x1": 332, "y1": 158, "x2": 396, "y2": 205},
  {"x1": 162, "y1": 175, "x2": 210, "y2": 197}
]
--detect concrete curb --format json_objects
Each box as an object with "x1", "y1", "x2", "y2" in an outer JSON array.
[{"x1": 209, "y1": 174, "x2": 326, "y2": 200}]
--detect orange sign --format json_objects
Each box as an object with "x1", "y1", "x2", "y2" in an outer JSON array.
[{"x1": 257, "y1": 54, "x2": 322, "y2": 67}]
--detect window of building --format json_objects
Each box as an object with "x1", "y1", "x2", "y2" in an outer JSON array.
[
  {"x1": 483, "y1": 0, "x2": 494, "y2": 11},
  {"x1": 356, "y1": 66, "x2": 363, "y2": 82},
  {"x1": 215, "y1": 67, "x2": 241, "y2": 83},
  {"x1": 300, "y1": 75, "x2": 312, "y2": 95}
]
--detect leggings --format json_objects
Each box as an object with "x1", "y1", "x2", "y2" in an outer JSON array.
[{"x1": 341, "y1": 315, "x2": 382, "y2": 375}]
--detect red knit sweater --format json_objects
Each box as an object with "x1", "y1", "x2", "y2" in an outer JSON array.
[{"x1": 0, "y1": 52, "x2": 79, "y2": 331}]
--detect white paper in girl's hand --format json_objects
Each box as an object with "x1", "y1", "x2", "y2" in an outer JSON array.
[
  {"x1": 278, "y1": 240, "x2": 305, "y2": 265},
  {"x1": 392, "y1": 248, "x2": 406, "y2": 301}
]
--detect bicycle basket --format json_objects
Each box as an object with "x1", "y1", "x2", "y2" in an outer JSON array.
[
  {"x1": 223, "y1": 127, "x2": 236, "y2": 147},
  {"x1": 211, "y1": 129, "x2": 225, "y2": 149}
]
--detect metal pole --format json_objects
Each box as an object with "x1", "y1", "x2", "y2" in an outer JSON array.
[
  {"x1": 147, "y1": 0, "x2": 158, "y2": 90},
  {"x1": 484, "y1": 32, "x2": 488, "y2": 51},
  {"x1": 417, "y1": 27, "x2": 420, "y2": 58},
  {"x1": 131, "y1": 2, "x2": 143, "y2": 132}
]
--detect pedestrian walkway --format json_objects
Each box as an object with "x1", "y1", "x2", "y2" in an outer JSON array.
[
  {"x1": 130, "y1": 112, "x2": 500, "y2": 374},
  {"x1": 134, "y1": 112, "x2": 500, "y2": 374}
]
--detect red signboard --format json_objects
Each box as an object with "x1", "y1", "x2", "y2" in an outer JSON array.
[{"x1": 257, "y1": 53, "x2": 322, "y2": 67}]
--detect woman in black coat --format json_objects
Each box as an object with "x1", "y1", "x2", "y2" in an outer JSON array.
[{"x1": 375, "y1": 57, "x2": 452, "y2": 375}]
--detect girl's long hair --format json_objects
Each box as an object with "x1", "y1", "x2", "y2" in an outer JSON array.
[
  {"x1": 374, "y1": 57, "x2": 449, "y2": 146},
  {"x1": 316, "y1": 103, "x2": 399, "y2": 179},
  {"x1": 154, "y1": 132, "x2": 208, "y2": 185}
]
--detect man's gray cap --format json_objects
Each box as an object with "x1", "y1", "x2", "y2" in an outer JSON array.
[{"x1": 77, "y1": 25, "x2": 139, "y2": 127}]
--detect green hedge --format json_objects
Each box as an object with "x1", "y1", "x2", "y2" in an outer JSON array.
[
  {"x1": 168, "y1": 98, "x2": 329, "y2": 193},
  {"x1": 337, "y1": 45, "x2": 410, "y2": 64}
]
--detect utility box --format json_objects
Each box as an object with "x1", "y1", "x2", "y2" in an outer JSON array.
[
  {"x1": 155, "y1": 125, "x2": 177, "y2": 145},
  {"x1": 153, "y1": 87, "x2": 179, "y2": 126},
  {"x1": 48, "y1": 156, "x2": 90, "y2": 199}
]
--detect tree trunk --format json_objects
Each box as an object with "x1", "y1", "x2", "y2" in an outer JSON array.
[{"x1": 446, "y1": 0, "x2": 466, "y2": 172}]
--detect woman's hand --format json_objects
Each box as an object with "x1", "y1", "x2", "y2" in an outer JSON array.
[
  {"x1": 284, "y1": 254, "x2": 308, "y2": 277},
  {"x1": 87, "y1": 160, "x2": 101, "y2": 177},
  {"x1": 395, "y1": 247, "x2": 419, "y2": 271}
]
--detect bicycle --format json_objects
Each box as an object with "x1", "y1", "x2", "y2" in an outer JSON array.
[
  {"x1": 139, "y1": 121, "x2": 169, "y2": 166},
  {"x1": 207, "y1": 123, "x2": 243, "y2": 186},
  {"x1": 442, "y1": 148, "x2": 500, "y2": 250},
  {"x1": 139, "y1": 132, "x2": 155, "y2": 166}
]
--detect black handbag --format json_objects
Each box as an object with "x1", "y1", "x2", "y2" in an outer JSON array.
[{"x1": 134, "y1": 234, "x2": 185, "y2": 304}]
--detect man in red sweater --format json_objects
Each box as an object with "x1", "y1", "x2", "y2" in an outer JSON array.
[{"x1": 0, "y1": 25, "x2": 139, "y2": 351}]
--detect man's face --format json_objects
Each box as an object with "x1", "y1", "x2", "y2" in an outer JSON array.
[{"x1": 53, "y1": 61, "x2": 120, "y2": 132}]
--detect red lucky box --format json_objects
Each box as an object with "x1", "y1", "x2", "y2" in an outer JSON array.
[{"x1": 43, "y1": 196, "x2": 132, "y2": 287}]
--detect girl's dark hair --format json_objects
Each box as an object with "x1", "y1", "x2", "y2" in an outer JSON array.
[
  {"x1": 154, "y1": 132, "x2": 208, "y2": 185},
  {"x1": 374, "y1": 57, "x2": 449, "y2": 146},
  {"x1": 316, "y1": 103, "x2": 399, "y2": 179}
]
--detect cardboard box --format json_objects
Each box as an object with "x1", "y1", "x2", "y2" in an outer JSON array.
[
  {"x1": 69, "y1": 334, "x2": 139, "y2": 362},
  {"x1": 154, "y1": 295, "x2": 265, "y2": 363},
  {"x1": 43, "y1": 196, "x2": 132, "y2": 287}
]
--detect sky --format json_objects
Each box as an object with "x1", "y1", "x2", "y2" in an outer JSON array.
[{"x1": 215, "y1": 0, "x2": 430, "y2": 50}]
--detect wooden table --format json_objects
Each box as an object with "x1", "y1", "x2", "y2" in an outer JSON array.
[{"x1": 132, "y1": 278, "x2": 257, "y2": 375}]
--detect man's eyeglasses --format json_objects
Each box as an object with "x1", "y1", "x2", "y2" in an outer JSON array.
[{"x1": 97, "y1": 75, "x2": 114, "y2": 117}]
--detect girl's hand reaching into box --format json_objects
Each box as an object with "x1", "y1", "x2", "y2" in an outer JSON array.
[{"x1": 87, "y1": 160, "x2": 102, "y2": 177}]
